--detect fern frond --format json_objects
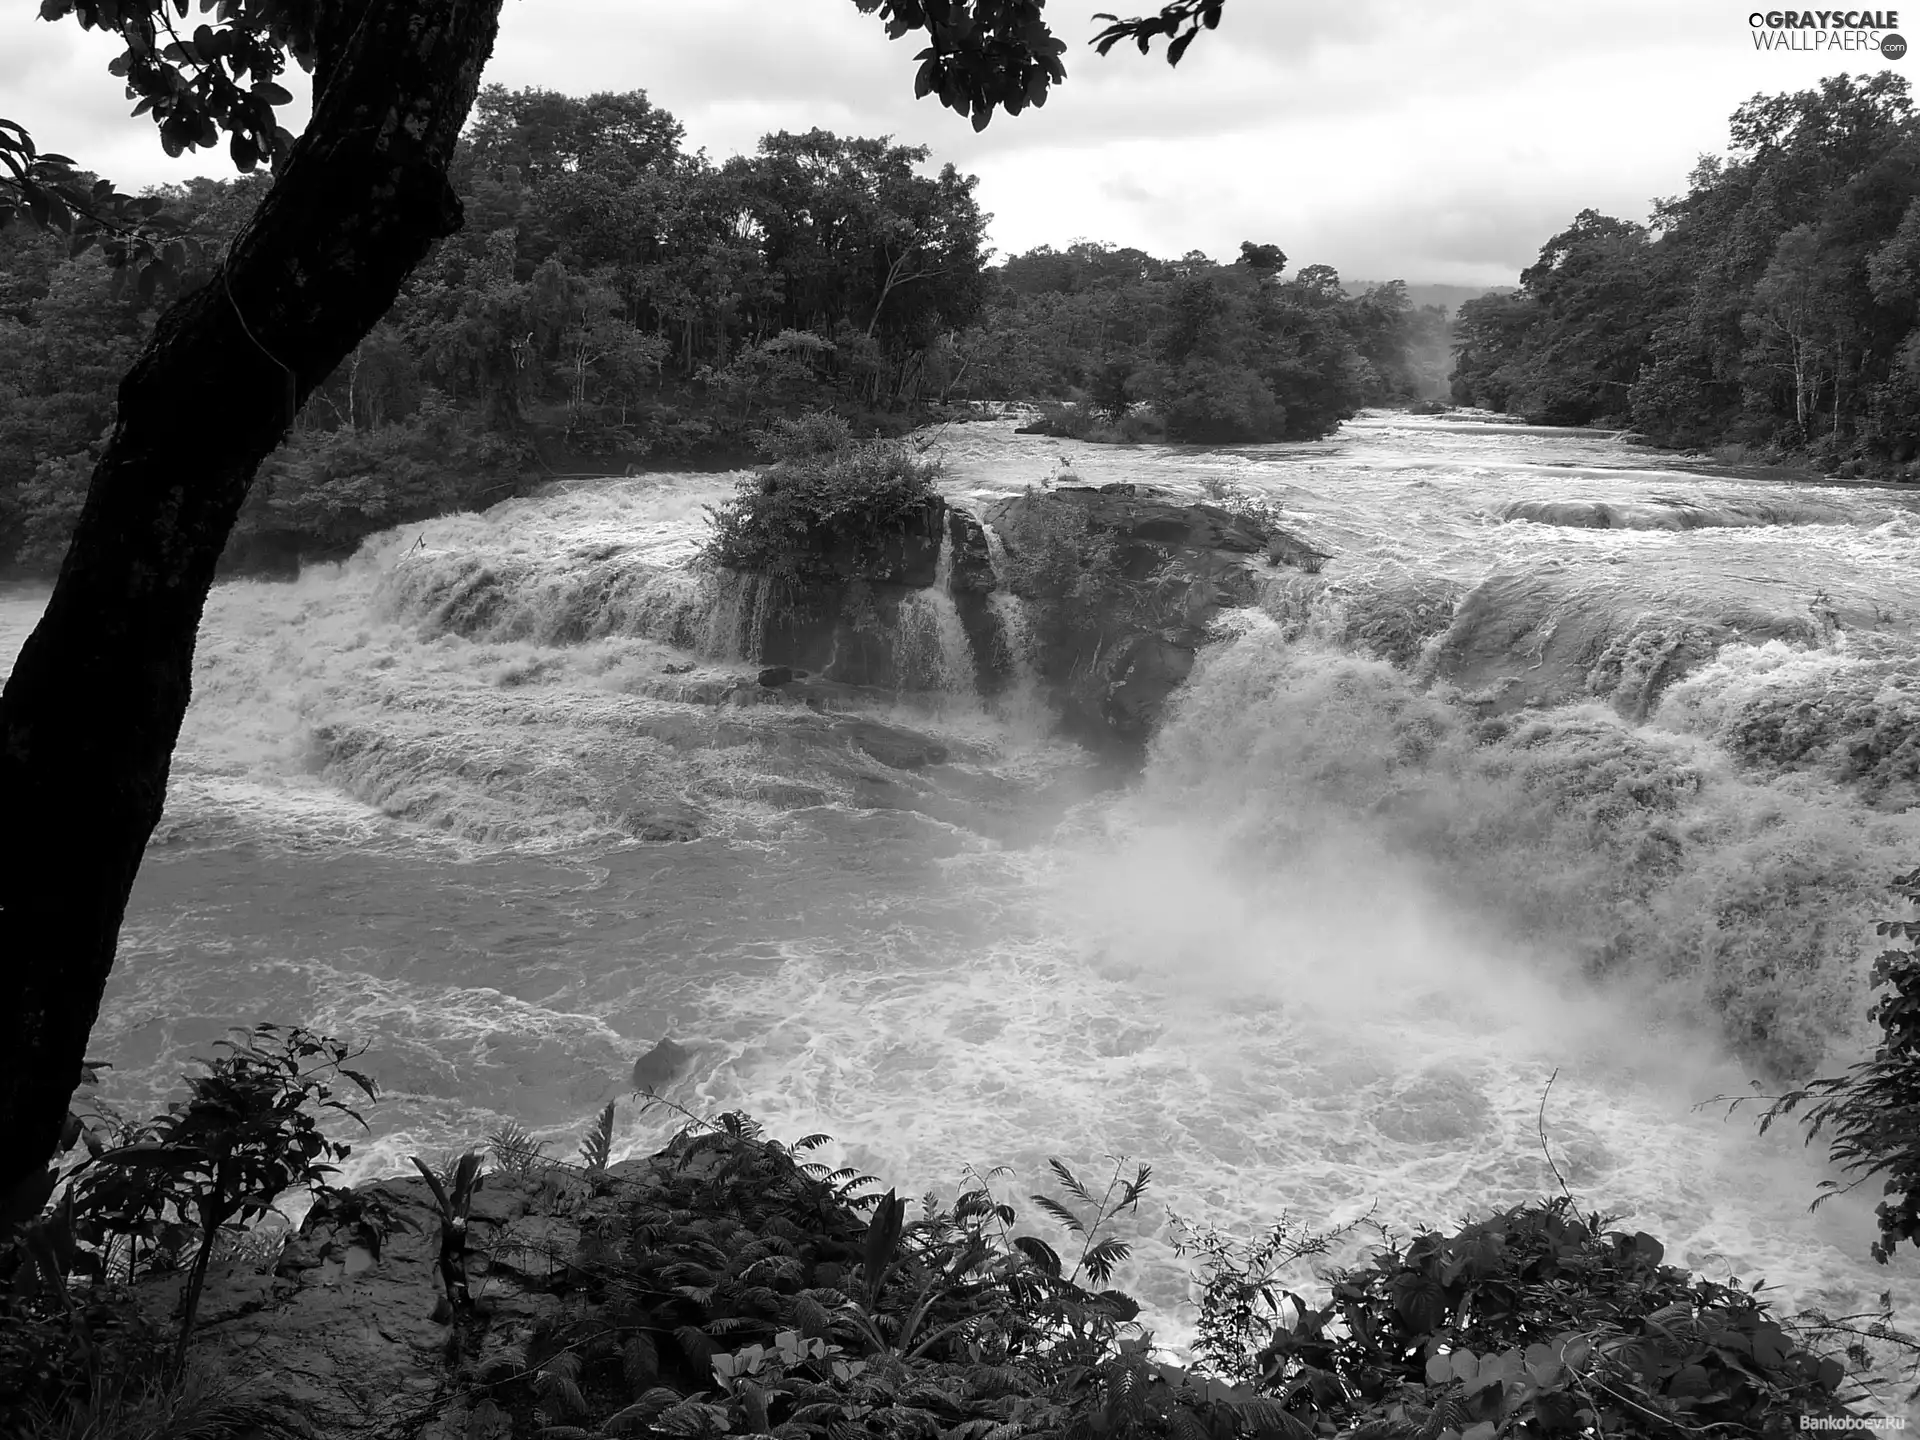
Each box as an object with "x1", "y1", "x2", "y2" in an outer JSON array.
[
  {"x1": 1083, "y1": 1237, "x2": 1132, "y2": 1284},
  {"x1": 1030, "y1": 1194, "x2": 1085, "y2": 1233},
  {"x1": 580, "y1": 1100, "x2": 616, "y2": 1174},
  {"x1": 1046, "y1": 1158, "x2": 1091, "y2": 1202},
  {"x1": 621, "y1": 1333, "x2": 659, "y2": 1393}
]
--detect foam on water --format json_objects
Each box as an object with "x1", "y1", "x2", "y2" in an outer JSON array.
[{"x1": 7, "y1": 425, "x2": 1920, "y2": 1379}]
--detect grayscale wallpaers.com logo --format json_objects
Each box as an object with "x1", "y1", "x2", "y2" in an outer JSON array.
[{"x1": 1748, "y1": 9, "x2": 1905, "y2": 54}]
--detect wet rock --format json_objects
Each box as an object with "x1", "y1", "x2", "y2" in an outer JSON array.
[
  {"x1": 132, "y1": 1175, "x2": 540, "y2": 1437},
  {"x1": 1502, "y1": 495, "x2": 1858, "y2": 530},
  {"x1": 1431, "y1": 568, "x2": 1820, "y2": 718},
  {"x1": 662, "y1": 661, "x2": 696, "y2": 675},
  {"x1": 605, "y1": 791, "x2": 702, "y2": 842},
  {"x1": 833, "y1": 717, "x2": 950, "y2": 770},
  {"x1": 724, "y1": 495, "x2": 999, "y2": 691},
  {"x1": 631, "y1": 1036, "x2": 696, "y2": 1093},
  {"x1": 757, "y1": 665, "x2": 796, "y2": 687},
  {"x1": 980, "y1": 485, "x2": 1269, "y2": 755},
  {"x1": 129, "y1": 1147, "x2": 757, "y2": 1439},
  {"x1": 1267, "y1": 530, "x2": 1333, "y2": 572}
]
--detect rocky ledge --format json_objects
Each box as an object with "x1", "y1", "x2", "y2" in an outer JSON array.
[
  {"x1": 981, "y1": 484, "x2": 1276, "y2": 752},
  {"x1": 715, "y1": 482, "x2": 1318, "y2": 758}
]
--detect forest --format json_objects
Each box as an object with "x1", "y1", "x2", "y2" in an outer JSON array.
[
  {"x1": 1451, "y1": 71, "x2": 1920, "y2": 477},
  {"x1": 0, "y1": 84, "x2": 1445, "y2": 577}
]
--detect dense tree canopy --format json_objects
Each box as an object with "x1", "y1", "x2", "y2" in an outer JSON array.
[
  {"x1": 0, "y1": 86, "x2": 1443, "y2": 576},
  {"x1": 1451, "y1": 71, "x2": 1920, "y2": 476}
]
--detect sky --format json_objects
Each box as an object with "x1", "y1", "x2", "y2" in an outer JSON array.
[{"x1": 0, "y1": 1, "x2": 1910, "y2": 286}]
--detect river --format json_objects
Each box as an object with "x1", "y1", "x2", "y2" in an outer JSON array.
[{"x1": 6, "y1": 410, "x2": 1920, "y2": 1369}]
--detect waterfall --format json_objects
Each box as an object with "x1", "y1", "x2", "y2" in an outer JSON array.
[
  {"x1": 988, "y1": 591, "x2": 1048, "y2": 731},
  {"x1": 700, "y1": 571, "x2": 771, "y2": 663},
  {"x1": 895, "y1": 529, "x2": 977, "y2": 693},
  {"x1": 980, "y1": 522, "x2": 1047, "y2": 727}
]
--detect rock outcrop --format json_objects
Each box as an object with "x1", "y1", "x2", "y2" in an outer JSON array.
[
  {"x1": 714, "y1": 482, "x2": 1304, "y2": 757},
  {"x1": 981, "y1": 484, "x2": 1272, "y2": 753},
  {"x1": 719, "y1": 497, "x2": 1000, "y2": 692}
]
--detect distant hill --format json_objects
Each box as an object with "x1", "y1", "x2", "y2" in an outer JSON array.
[{"x1": 1344, "y1": 282, "x2": 1516, "y2": 313}]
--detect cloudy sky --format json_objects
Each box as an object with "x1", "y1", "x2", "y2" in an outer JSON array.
[{"x1": 0, "y1": 1, "x2": 1906, "y2": 285}]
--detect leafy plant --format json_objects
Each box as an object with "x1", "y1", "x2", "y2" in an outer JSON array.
[
  {"x1": 57, "y1": 1026, "x2": 375, "y2": 1382},
  {"x1": 701, "y1": 413, "x2": 941, "y2": 590},
  {"x1": 412, "y1": 1150, "x2": 484, "y2": 1319},
  {"x1": 487, "y1": 1118, "x2": 551, "y2": 1178},
  {"x1": 1743, "y1": 864, "x2": 1920, "y2": 1263},
  {"x1": 581, "y1": 1102, "x2": 617, "y2": 1178},
  {"x1": 1233, "y1": 1196, "x2": 1855, "y2": 1435},
  {"x1": 1028, "y1": 1156, "x2": 1151, "y2": 1289},
  {"x1": 1167, "y1": 1207, "x2": 1348, "y2": 1387}
]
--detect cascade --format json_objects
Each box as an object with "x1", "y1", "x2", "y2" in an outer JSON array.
[
  {"x1": 981, "y1": 522, "x2": 1047, "y2": 726},
  {"x1": 978, "y1": 522, "x2": 1044, "y2": 719},
  {"x1": 894, "y1": 528, "x2": 977, "y2": 693},
  {"x1": 699, "y1": 571, "x2": 771, "y2": 663}
]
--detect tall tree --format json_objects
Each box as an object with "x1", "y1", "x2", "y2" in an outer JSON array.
[{"x1": 0, "y1": 0, "x2": 1106, "y2": 1207}]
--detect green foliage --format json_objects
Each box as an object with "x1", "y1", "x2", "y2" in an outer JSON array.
[
  {"x1": 581, "y1": 1102, "x2": 617, "y2": 1177},
  {"x1": 1092, "y1": 1, "x2": 1229, "y2": 67},
  {"x1": 235, "y1": 396, "x2": 535, "y2": 560},
  {"x1": 1450, "y1": 73, "x2": 1920, "y2": 471},
  {"x1": 1210, "y1": 1197, "x2": 1855, "y2": 1437},
  {"x1": 0, "y1": 1027, "x2": 371, "y2": 1430},
  {"x1": 978, "y1": 245, "x2": 1411, "y2": 442},
  {"x1": 1033, "y1": 400, "x2": 1166, "y2": 444},
  {"x1": 1749, "y1": 865, "x2": 1920, "y2": 1264},
  {"x1": 991, "y1": 502, "x2": 1135, "y2": 649},
  {"x1": 851, "y1": 2, "x2": 1067, "y2": 131},
  {"x1": 442, "y1": 1095, "x2": 1872, "y2": 1440},
  {"x1": 701, "y1": 418, "x2": 941, "y2": 588},
  {"x1": 488, "y1": 1118, "x2": 552, "y2": 1178}
]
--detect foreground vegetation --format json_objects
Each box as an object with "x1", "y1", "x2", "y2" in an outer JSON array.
[
  {"x1": 14, "y1": 871, "x2": 1920, "y2": 1440},
  {"x1": 1450, "y1": 72, "x2": 1920, "y2": 478},
  {"x1": 0, "y1": 1048, "x2": 1890, "y2": 1439}
]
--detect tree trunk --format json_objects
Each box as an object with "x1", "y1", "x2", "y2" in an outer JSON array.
[{"x1": 0, "y1": 0, "x2": 503, "y2": 1201}]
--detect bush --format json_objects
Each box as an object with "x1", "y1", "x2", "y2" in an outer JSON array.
[
  {"x1": 1223, "y1": 1196, "x2": 1858, "y2": 1435},
  {"x1": 701, "y1": 410, "x2": 940, "y2": 588},
  {"x1": 237, "y1": 397, "x2": 535, "y2": 559},
  {"x1": 1031, "y1": 401, "x2": 1166, "y2": 445},
  {"x1": 436, "y1": 1097, "x2": 1872, "y2": 1440},
  {"x1": 0, "y1": 1026, "x2": 372, "y2": 1432}
]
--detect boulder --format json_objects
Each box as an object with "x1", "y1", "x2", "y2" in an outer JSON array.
[
  {"x1": 980, "y1": 485, "x2": 1271, "y2": 754},
  {"x1": 133, "y1": 1174, "x2": 552, "y2": 1437},
  {"x1": 832, "y1": 717, "x2": 951, "y2": 771}
]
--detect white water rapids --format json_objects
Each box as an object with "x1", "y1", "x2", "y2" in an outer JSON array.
[{"x1": 6, "y1": 412, "x2": 1920, "y2": 1373}]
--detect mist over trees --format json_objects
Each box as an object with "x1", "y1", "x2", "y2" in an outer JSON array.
[
  {"x1": 0, "y1": 84, "x2": 1445, "y2": 576},
  {"x1": 1451, "y1": 71, "x2": 1920, "y2": 476}
]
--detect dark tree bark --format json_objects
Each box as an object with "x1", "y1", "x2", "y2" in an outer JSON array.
[{"x1": 0, "y1": 0, "x2": 504, "y2": 1199}]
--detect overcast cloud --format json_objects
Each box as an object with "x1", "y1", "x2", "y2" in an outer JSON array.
[{"x1": 0, "y1": 1, "x2": 1907, "y2": 285}]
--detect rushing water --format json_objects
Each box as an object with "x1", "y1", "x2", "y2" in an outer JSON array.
[{"x1": 7, "y1": 412, "x2": 1920, "y2": 1371}]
